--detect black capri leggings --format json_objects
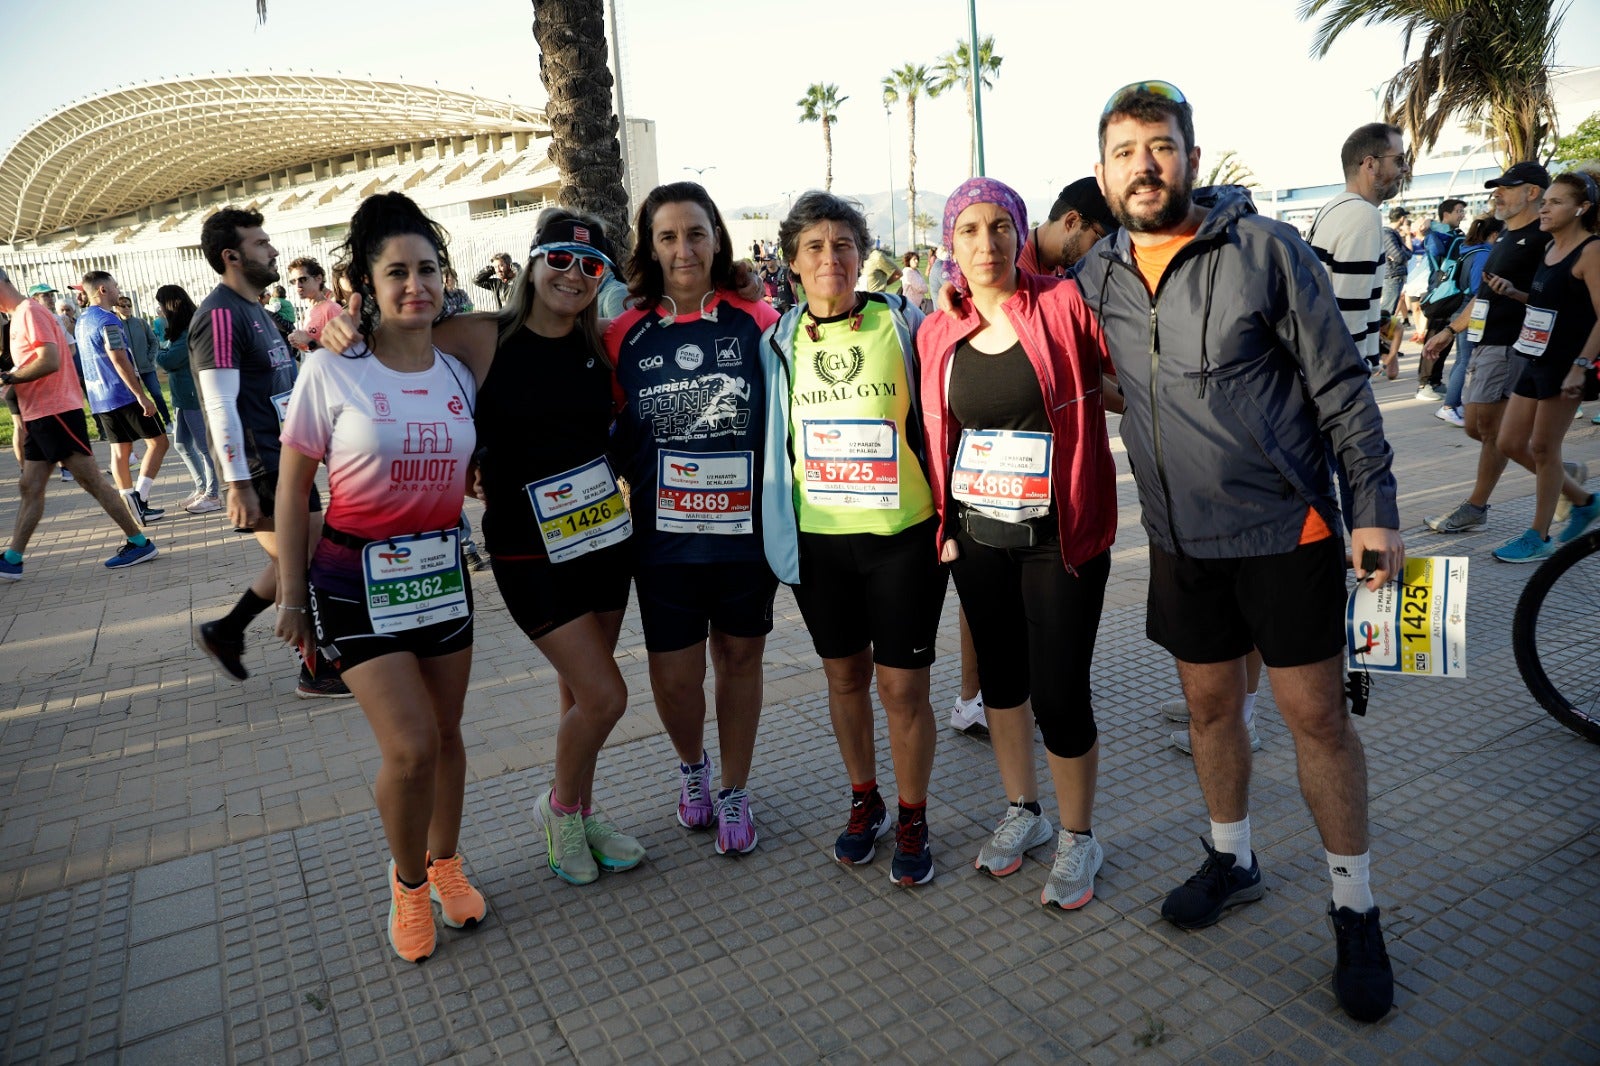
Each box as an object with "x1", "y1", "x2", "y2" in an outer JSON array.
[{"x1": 949, "y1": 531, "x2": 1110, "y2": 758}]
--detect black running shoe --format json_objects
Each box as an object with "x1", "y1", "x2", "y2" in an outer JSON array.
[
  {"x1": 1329, "y1": 904, "x2": 1394, "y2": 1022},
  {"x1": 195, "y1": 621, "x2": 248, "y2": 681},
  {"x1": 1160, "y1": 838, "x2": 1264, "y2": 929},
  {"x1": 296, "y1": 663, "x2": 352, "y2": 700}
]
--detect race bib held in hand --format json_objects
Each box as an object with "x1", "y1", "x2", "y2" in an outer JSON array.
[
  {"x1": 1513, "y1": 307, "x2": 1555, "y2": 358},
  {"x1": 527, "y1": 457, "x2": 632, "y2": 563},
  {"x1": 1465, "y1": 298, "x2": 1488, "y2": 343},
  {"x1": 950, "y1": 429, "x2": 1052, "y2": 522},
  {"x1": 801, "y1": 418, "x2": 899, "y2": 510},
  {"x1": 362, "y1": 530, "x2": 469, "y2": 634},
  {"x1": 1346, "y1": 556, "x2": 1468, "y2": 676},
  {"x1": 656, "y1": 449, "x2": 753, "y2": 534}
]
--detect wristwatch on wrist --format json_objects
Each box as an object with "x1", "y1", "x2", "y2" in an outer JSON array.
[
  {"x1": 1576, "y1": 357, "x2": 1595, "y2": 370},
  {"x1": 0, "y1": 371, "x2": 14, "y2": 385}
]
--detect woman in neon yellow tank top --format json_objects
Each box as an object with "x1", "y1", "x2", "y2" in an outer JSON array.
[{"x1": 758, "y1": 191, "x2": 947, "y2": 887}]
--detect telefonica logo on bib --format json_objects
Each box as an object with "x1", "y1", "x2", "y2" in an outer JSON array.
[{"x1": 676, "y1": 344, "x2": 705, "y2": 371}]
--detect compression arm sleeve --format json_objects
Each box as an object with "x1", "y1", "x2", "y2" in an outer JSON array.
[{"x1": 198, "y1": 366, "x2": 252, "y2": 483}]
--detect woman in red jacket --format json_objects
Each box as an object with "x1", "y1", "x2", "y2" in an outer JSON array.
[{"x1": 918, "y1": 177, "x2": 1120, "y2": 910}]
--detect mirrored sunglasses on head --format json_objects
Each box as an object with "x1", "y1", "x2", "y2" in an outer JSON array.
[
  {"x1": 530, "y1": 241, "x2": 613, "y2": 279},
  {"x1": 1102, "y1": 79, "x2": 1186, "y2": 114}
]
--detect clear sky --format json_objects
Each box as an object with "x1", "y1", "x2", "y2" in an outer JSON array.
[{"x1": 2, "y1": 0, "x2": 1596, "y2": 216}]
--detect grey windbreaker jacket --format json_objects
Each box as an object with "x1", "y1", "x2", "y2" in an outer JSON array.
[{"x1": 1074, "y1": 186, "x2": 1398, "y2": 558}]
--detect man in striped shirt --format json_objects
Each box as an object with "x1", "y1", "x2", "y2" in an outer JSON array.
[{"x1": 1308, "y1": 124, "x2": 1409, "y2": 379}]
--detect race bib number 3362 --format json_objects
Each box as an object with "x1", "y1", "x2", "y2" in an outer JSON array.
[{"x1": 362, "y1": 530, "x2": 469, "y2": 634}]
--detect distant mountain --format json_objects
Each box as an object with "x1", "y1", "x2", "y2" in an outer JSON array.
[{"x1": 731, "y1": 187, "x2": 1058, "y2": 254}]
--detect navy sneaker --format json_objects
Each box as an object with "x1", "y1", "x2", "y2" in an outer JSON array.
[
  {"x1": 889, "y1": 813, "x2": 934, "y2": 887},
  {"x1": 195, "y1": 621, "x2": 248, "y2": 681},
  {"x1": 0, "y1": 556, "x2": 21, "y2": 581},
  {"x1": 104, "y1": 539, "x2": 158, "y2": 569},
  {"x1": 1329, "y1": 904, "x2": 1394, "y2": 1022},
  {"x1": 1161, "y1": 838, "x2": 1265, "y2": 929},
  {"x1": 834, "y1": 790, "x2": 888, "y2": 865}
]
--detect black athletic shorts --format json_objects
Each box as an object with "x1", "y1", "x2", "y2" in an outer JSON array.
[
  {"x1": 489, "y1": 542, "x2": 632, "y2": 641},
  {"x1": 633, "y1": 560, "x2": 778, "y2": 654},
  {"x1": 792, "y1": 519, "x2": 947, "y2": 669},
  {"x1": 235, "y1": 465, "x2": 322, "y2": 530},
  {"x1": 22, "y1": 408, "x2": 94, "y2": 464},
  {"x1": 1513, "y1": 356, "x2": 1600, "y2": 402},
  {"x1": 93, "y1": 401, "x2": 164, "y2": 444},
  {"x1": 1146, "y1": 536, "x2": 1347, "y2": 669},
  {"x1": 308, "y1": 566, "x2": 474, "y2": 671}
]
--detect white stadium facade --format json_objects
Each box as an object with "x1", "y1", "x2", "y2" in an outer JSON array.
[{"x1": 0, "y1": 72, "x2": 658, "y2": 317}]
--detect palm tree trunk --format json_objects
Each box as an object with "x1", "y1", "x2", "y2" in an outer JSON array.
[
  {"x1": 823, "y1": 117, "x2": 834, "y2": 192},
  {"x1": 906, "y1": 96, "x2": 917, "y2": 256},
  {"x1": 531, "y1": 0, "x2": 632, "y2": 245}
]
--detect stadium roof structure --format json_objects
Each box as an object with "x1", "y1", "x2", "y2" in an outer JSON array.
[{"x1": 0, "y1": 73, "x2": 550, "y2": 244}]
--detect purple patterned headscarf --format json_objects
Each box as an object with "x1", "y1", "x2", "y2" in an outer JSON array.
[{"x1": 941, "y1": 177, "x2": 1029, "y2": 293}]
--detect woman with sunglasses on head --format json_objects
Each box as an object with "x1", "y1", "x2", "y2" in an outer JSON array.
[
  {"x1": 606, "y1": 181, "x2": 780, "y2": 857},
  {"x1": 315, "y1": 212, "x2": 645, "y2": 887},
  {"x1": 759, "y1": 191, "x2": 945, "y2": 886},
  {"x1": 274, "y1": 192, "x2": 485, "y2": 964},
  {"x1": 1492, "y1": 168, "x2": 1600, "y2": 562},
  {"x1": 919, "y1": 177, "x2": 1120, "y2": 910}
]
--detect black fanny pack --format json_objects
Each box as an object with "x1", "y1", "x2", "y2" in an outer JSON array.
[{"x1": 960, "y1": 507, "x2": 1041, "y2": 549}]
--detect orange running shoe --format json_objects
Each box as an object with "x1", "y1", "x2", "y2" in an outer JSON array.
[
  {"x1": 426, "y1": 852, "x2": 486, "y2": 929},
  {"x1": 388, "y1": 860, "x2": 435, "y2": 964}
]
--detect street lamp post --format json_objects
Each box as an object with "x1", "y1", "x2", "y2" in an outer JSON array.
[
  {"x1": 968, "y1": 0, "x2": 986, "y2": 177},
  {"x1": 885, "y1": 105, "x2": 897, "y2": 254}
]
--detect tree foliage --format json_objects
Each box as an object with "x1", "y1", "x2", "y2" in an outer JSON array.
[
  {"x1": 1299, "y1": 0, "x2": 1566, "y2": 167},
  {"x1": 1202, "y1": 150, "x2": 1260, "y2": 189},
  {"x1": 1553, "y1": 110, "x2": 1600, "y2": 167},
  {"x1": 883, "y1": 65, "x2": 942, "y2": 253},
  {"x1": 933, "y1": 36, "x2": 1003, "y2": 176},
  {"x1": 797, "y1": 83, "x2": 849, "y2": 192}
]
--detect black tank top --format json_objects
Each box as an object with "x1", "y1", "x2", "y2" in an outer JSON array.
[
  {"x1": 475, "y1": 325, "x2": 615, "y2": 556},
  {"x1": 947, "y1": 338, "x2": 1048, "y2": 432},
  {"x1": 1523, "y1": 235, "x2": 1599, "y2": 362}
]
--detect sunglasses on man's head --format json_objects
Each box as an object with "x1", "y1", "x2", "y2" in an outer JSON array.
[
  {"x1": 1102, "y1": 80, "x2": 1187, "y2": 114},
  {"x1": 540, "y1": 249, "x2": 607, "y2": 279}
]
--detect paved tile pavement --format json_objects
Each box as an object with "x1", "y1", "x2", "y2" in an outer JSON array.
[{"x1": 0, "y1": 370, "x2": 1597, "y2": 1063}]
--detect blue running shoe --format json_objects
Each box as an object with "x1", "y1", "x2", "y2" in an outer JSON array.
[
  {"x1": 0, "y1": 555, "x2": 21, "y2": 581},
  {"x1": 1558, "y1": 494, "x2": 1600, "y2": 543},
  {"x1": 834, "y1": 790, "x2": 888, "y2": 865},
  {"x1": 104, "y1": 539, "x2": 158, "y2": 569},
  {"x1": 1492, "y1": 527, "x2": 1555, "y2": 564},
  {"x1": 889, "y1": 812, "x2": 934, "y2": 887}
]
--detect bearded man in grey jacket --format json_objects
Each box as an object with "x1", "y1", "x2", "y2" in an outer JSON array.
[{"x1": 1075, "y1": 82, "x2": 1404, "y2": 1024}]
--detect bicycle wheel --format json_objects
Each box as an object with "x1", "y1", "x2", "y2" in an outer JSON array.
[{"x1": 1513, "y1": 528, "x2": 1600, "y2": 744}]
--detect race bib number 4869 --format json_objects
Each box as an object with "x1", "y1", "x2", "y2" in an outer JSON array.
[{"x1": 656, "y1": 449, "x2": 753, "y2": 534}]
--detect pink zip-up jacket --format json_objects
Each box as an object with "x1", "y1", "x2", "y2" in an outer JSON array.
[{"x1": 917, "y1": 271, "x2": 1117, "y2": 572}]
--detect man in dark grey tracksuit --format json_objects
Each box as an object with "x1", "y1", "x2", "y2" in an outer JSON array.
[{"x1": 1076, "y1": 83, "x2": 1405, "y2": 1024}]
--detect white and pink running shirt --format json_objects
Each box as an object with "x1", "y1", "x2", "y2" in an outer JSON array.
[{"x1": 280, "y1": 346, "x2": 476, "y2": 542}]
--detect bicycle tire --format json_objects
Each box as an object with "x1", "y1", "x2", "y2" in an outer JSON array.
[{"x1": 1512, "y1": 528, "x2": 1600, "y2": 744}]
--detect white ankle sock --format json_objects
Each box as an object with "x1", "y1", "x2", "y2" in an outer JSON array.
[
  {"x1": 136, "y1": 475, "x2": 154, "y2": 499},
  {"x1": 1242, "y1": 690, "x2": 1257, "y2": 728},
  {"x1": 1327, "y1": 850, "x2": 1374, "y2": 911},
  {"x1": 1210, "y1": 816, "x2": 1252, "y2": 869}
]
